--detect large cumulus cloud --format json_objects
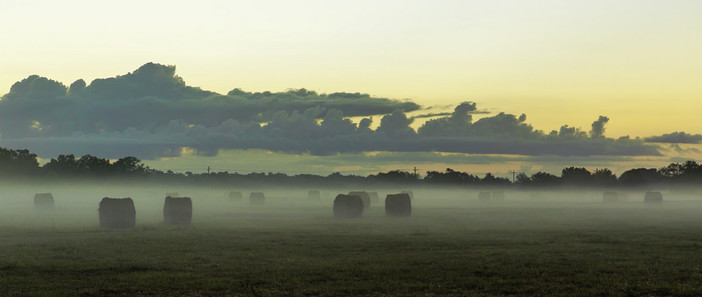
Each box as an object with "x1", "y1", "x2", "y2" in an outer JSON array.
[{"x1": 0, "y1": 63, "x2": 661, "y2": 159}]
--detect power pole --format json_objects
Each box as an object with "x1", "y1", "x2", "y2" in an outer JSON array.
[
  {"x1": 509, "y1": 170, "x2": 516, "y2": 183},
  {"x1": 413, "y1": 166, "x2": 418, "y2": 178},
  {"x1": 207, "y1": 166, "x2": 210, "y2": 174}
]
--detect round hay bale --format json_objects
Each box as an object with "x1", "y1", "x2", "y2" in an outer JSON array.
[
  {"x1": 385, "y1": 193, "x2": 412, "y2": 217},
  {"x1": 348, "y1": 191, "x2": 371, "y2": 209},
  {"x1": 644, "y1": 191, "x2": 663, "y2": 203},
  {"x1": 98, "y1": 197, "x2": 136, "y2": 228},
  {"x1": 308, "y1": 190, "x2": 321, "y2": 200},
  {"x1": 478, "y1": 191, "x2": 491, "y2": 202},
  {"x1": 491, "y1": 191, "x2": 505, "y2": 202},
  {"x1": 34, "y1": 193, "x2": 54, "y2": 210},
  {"x1": 228, "y1": 191, "x2": 243, "y2": 201},
  {"x1": 163, "y1": 196, "x2": 192, "y2": 225},
  {"x1": 250, "y1": 192, "x2": 266, "y2": 205},
  {"x1": 333, "y1": 194, "x2": 364, "y2": 218},
  {"x1": 602, "y1": 191, "x2": 619, "y2": 202}
]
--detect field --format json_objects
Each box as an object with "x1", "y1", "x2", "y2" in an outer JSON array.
[{"x1": 2, "y1": 186, "x2": 702, "y2": 296}]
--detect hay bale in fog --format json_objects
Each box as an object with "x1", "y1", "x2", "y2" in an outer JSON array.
[
  {"x1": 385, "y1": 193, "x2": 412, "y2": 217},
  {"x1": 492, "y1": 191, "x2": 505, "y2": 202},
  {"x1": 163, "y1": 196, "x2": 192, "y2": 225},
  {"x1": 348, "y1": 191, "x2": 371, "y2": 209},
  {"x1": 34, "y1": 193, "x2": 54, "y2": 210},
  {"x1": 334, "y1": 194, "x2": 364, "y2": 218},
  {"x1": 644, "y1": 191, "x2": 663, "y2": 203},
  {"x1": 98, "y1": 197, "x2": 136, "y2": 228},
  {"x1": 228, "y1": 191, "x2": 243, "y2": 201},
  {"x1": 368, "y1": 192, "x2": 380, "y2": 203},
  {"x1": 478, "y1": 191, "x2": 491, "y2": 202},
  {"x1": 308, "y1": 190, "x2": 321, "y2": 201},
  {"x1": 249, "y1": 192, "x2": 266, "y2": 205},
  {"x1": 603, "y1": 191, "x2": 619, "y2": 202},
  {"x1": 402, "y1": 190, "x2": 414, "y2": 201}
]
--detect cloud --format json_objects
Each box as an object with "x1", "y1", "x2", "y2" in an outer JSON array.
[
  {"x1": 0, "y1": 62, "x2": 420, "y2": 138},
  {"x1": 645, "y1": 131, "x2": 702, "y2": 144},
  {"x1": 0, "y1": 64, "x2": 662, "y2": 159}
]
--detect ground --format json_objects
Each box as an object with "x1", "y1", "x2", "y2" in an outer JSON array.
[{"x1": 1, "y1": 187, "x2": 702, "y2": 296}]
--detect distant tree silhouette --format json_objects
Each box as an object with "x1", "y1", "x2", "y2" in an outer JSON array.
[
  {"x1": 530, "y1": 172, "x2": 560, "y2": 187},
  {"x1": 592, "y1": 168, "x2": 617, "y2": 187},
  {"x1": 0, "y1": 148, "x2": 39, "y2": 176},
  {"x1": 619, "y1": 168, "x2": 664, "y2": 187},
  {"x1": 659, "y1": 160, "x2": 702, "y2": 184},
  {"x1": 561, "y1": 166, "x2": 592, "y2": 187},
  {"x1": 424, "y1": 168, "x2": 479, "y2": 185}
]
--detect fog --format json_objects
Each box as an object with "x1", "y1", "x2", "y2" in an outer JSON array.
[{"x1": 2, "y1": 182, "x2": 702, "y2": 232}]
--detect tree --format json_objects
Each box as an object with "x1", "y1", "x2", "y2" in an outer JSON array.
[
  {"x1": 592, "y1": 168, "x2": 617, "y2": 187},
  {"x1": 561, "y1": 167, "x2": 592, "y2": 187}
]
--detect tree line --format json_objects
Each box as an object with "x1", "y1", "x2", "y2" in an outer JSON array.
[{"x1": 0, "y1": 147, "x2": 700, "y2": 188}]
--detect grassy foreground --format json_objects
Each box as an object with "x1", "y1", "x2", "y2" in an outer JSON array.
[{"x1": 2, "y1": 201, "x2": 702, "y2": 296}]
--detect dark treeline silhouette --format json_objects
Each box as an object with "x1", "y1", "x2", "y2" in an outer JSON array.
[{"x1": 0, "y1": 147, "x2": 700, "y2": 188}]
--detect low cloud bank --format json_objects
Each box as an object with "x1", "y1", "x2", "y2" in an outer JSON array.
[
  {"x1": 0, "y1": 63, "x2": 660, "y2": 159},
  {"x1": 645, "y1": 132, "x2": 702, "y2": 144}
]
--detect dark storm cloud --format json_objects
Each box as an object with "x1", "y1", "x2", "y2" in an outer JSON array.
[
  {"x1": 644, "y1": 131, "x2": 702, "y2": 144},
  {"x1": 0, "y1": 63, "x2": 661, "y2": 159},
  {"x1": 0, "y1": 63, "x2": 420, "y2": 138}
]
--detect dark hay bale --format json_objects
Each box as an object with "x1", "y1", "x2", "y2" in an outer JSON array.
[
  {"x1": 333, "y1": 194, "x2": 364, "y2": 218},
  {"x1": 228, "y1": 191, "x2": 243, "y2": 201},
  {"x1": 250, "y1": 192, "x2": 265, "y2": 205},
  {"x1": 385, "y1": 193, "x2": 412, "y2": 217},
  {"x1": 603, "y1": 191, "x2": 619, "y2": 202},
  {"x1": 98, "y1": 197, "x2": 136, "y2": 228},
  {"x1": 644, "y1": 191, "x2": 663, "y2": 203},
  {"x1": 348, "y1": 191, "x2": 371, "y2": 209},
  {"x1": 402, "y1": 190, "x2": 414, "y2": 201},
  {"x1": 163, "y1": 196, "x2": 192, "y2": 225},
  {"x1": 308, "y1": 190, "x2": 321, "y2": 200},
  {"x1": 492, "y1": 191, "x2": 505, "y2": 202},
  {"x1": 34, "y1": 193, "x2": 54, "y2": 210},
  {"x1": 368, "y1": 192, "x2": 380, "y2": 203},
  {"x1": 478, "y1": 191, "x2": 491, "y2": 202}
]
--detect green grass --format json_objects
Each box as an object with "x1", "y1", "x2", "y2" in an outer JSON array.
[{"x1": 3, "y1": 201, "x2": 702, "y2": 296}]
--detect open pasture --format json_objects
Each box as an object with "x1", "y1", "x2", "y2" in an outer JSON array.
[{"x1": 2, "y1": 186, "x2": 702, "y2": 296}]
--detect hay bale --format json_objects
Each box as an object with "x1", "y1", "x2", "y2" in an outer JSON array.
[
  {"x1": 402, "y1": 190, "x2": 414, "y2": 201},
  {"x1": 348, "y1": 191, "x2": 371, "y2": 209},
  {"x1": 228, "y1": 191, "x2": 243, "y2": 201},
  {"x1": 98, "y1": 197, "x2": 136, "y2": 228},
  {"x1": 644, "y1": 191, "x2": 663, "y2": 203},
  {"x1": 602, "y1": 191, "x2": 619, "y2": 202},
  {"x1": 492, "y1": 191, "x2": 505, "y2": 202},
  {"x1": 368, "y1": 192, "x2": 380, "y2": 203},
  {"x1": 478, "y1": 191, "x2": 491, "y2": 202},
  {"x1": 163, "y1": 196, "x2": 192, "y2": 225},
  {"x1": 34, "y1": 193, "x2": 54, "y2": 210},
  {"x1": 308, "y1": 190, "x2": 321, "y2": 200},
  {"x1": 250, "y1": 192, "x2": 266, "y2": 205},
  {"x1": 333, "y1": 194, "x2": 364, "y2": 218},
  {"x1": 385, "y1": 193, "x2": 412, "y2": 217}
]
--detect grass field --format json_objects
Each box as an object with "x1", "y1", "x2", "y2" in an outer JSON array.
[{"x1": 2, "y1": 187, "x2": 702, "y2": 296}]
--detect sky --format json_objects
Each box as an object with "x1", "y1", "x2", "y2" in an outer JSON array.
[{"x1": 0, "y1": 0, "x2": 701, "y2": 177}]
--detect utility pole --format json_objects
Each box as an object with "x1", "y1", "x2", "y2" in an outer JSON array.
[
  {"x1": 413, "y1": 166, "x2": 418, "y2": 178},
  {"x1": 509, "y1": 170, "x2": 516, "y2": 183},
  {"x1": 207, "y1": 166, "x2": 210, "y2": 174}
]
